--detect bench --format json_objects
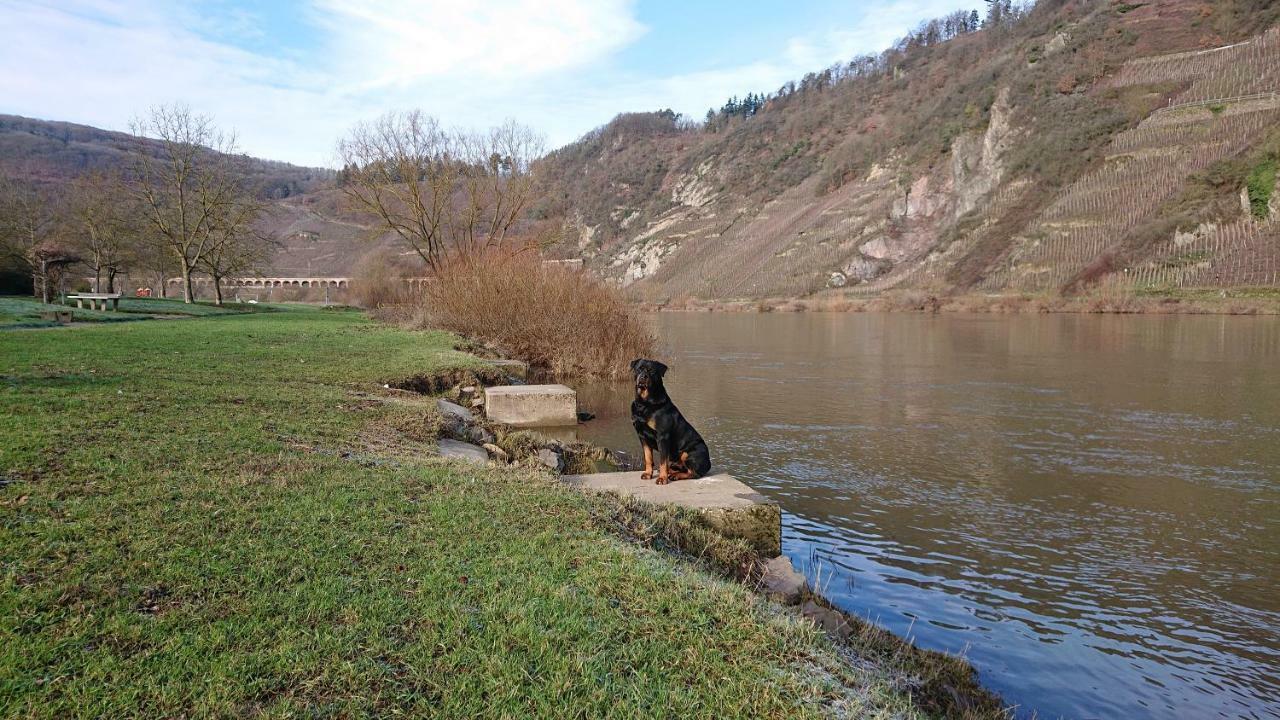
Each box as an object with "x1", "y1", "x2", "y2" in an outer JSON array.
[{"x1": 66, "y1": 293, "x2": 122, "y2": 311}]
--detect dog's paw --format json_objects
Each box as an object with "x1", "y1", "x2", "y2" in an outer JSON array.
[
  {"x1": 640, "y1": 471, "x2": 652, "y2": 480},
  {"x1": 655, "y1": 475, "x2": 669, "y2": 485}
]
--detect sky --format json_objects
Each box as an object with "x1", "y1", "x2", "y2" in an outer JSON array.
[{"x1": 0, "y1": 0, "x2": 970, "y2": 167}]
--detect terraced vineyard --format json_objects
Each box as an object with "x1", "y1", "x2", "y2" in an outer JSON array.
[
  {"x1": 1136, "y1": 218, "x2": 1280, "y2": 289},
  {"x1": 1104, "y1": 28, "x2": 1280, "y2": 109},
  {"x1": 986, "y1": 28, "x2": 1280, "y2": 294}
]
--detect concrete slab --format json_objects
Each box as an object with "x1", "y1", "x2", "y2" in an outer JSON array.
[
  {"x1": 485, "y1": 384, "x2": 577, "y2": 427},
  {"x1": 562, "y1": 471, "x2": 780, "y2": 557}
]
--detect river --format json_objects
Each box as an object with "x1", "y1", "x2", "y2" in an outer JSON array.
[{"x1": 572, "y1": 312, "x2": 1280, "y2": 720}]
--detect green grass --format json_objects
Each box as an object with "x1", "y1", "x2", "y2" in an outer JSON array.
[
  {"x1": 0, "y1": 307, "x2": 927, "y2": 718},
  {"x1": 0, "y1": 296, "x2": 266, "y2": 329}
]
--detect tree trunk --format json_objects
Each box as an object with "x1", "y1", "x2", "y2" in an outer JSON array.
[
  {"x1": 182, "y1": 265, "x2": 195, "y2": 303},
  {"x1": 94, "y1": 268, "x2": 102, "y2": 293},
  {"x1": 212, "y1": 275, "x2": 224, "y2": 305},
  {"x1": 37, "y1": 259, "x2": 51, "y2": 304},
  {"x1": 107, "y1": 269, "x2": 117, "y2": 294}
]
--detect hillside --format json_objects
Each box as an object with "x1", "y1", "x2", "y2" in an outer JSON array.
[
  {"x1": 0, "y1": 114, "x2": 333, "y2": 200},
  {"x1": 5, "y1": 0, "x2": 1280, "y2": 293},
  {"x1": 537, "y1": 0, "x2": 1280, "y2": 301},
  {"x1": 0, "y1": 115, "x2": 391, "y2": 278}
]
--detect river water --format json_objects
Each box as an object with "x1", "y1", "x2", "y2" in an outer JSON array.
[{"x1": 572, "y1": 312, "x2": 1280, "y2": 720}]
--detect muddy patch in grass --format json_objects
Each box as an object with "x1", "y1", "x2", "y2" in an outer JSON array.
[{"x1": 387, "y1": 367, "x2": 512, "y2": 395}]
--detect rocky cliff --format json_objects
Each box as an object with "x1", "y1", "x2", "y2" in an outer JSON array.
[{"x1": 537, "y1": 0, "x2": 1280, "y2": 300}]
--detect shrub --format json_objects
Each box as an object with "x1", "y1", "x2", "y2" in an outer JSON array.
[
  {"x1": 415, "y1": 250, "x2": 654, "y2": 378},
  {"x1": 350, "y1": 248, "x2": 417, "y2": 309},
  {"x1": 1246, "y1": 158, "x2": 1276, "y2": 219}
]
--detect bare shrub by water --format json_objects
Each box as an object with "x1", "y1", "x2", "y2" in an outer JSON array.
[
  {"x1": 416, "y1": 251, "x2": 654, "y2": 377},
  {"x1": 351, "y1": 249, "x2": 417, "y2": 310}
]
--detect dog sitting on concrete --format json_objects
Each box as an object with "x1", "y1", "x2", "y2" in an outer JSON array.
[{"x1": 630, "y1": 358, "x2": 711, "y2": 484}]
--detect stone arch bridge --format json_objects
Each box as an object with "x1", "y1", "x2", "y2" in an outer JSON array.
[{"x1": 168, "y1": 277, "x2": 351, "y2": 289}]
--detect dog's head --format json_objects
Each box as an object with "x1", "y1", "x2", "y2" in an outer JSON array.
[{"x1": 630, "y1": 358, "x2": 668, "y2": 401}]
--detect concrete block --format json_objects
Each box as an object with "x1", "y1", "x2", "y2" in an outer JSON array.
[
  {"x1": 484, "y1": 384, "x2": 577, "y2": 427},
  {"x1": 562, "y1": 471, "x2": 781, "y2": 557}
]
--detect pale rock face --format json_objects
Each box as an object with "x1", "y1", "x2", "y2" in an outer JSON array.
[
  {"x1": 952, "y1": 87, "x2": 1017, "y2": 218},
  {"x1": 569, "y1": 212, "x2": 598, "y2": 252},
  {"x1": 1174, "y1": 223, "x2": 1218, "y2": 247},
  {"x1": 861, "y1": 237, "x2": 891, "y2": 259},
  {"x1": 843, "y1": 255, "x2": 890, "y2": 282},
  {"x1": 827, "y1": 271, "x2": 848, "y2": 288},
  {"x1": 612, "y1": 232, "x2": 677, "y2": 285},
  {"x1": 895, "y1": 175, "x2": 949, "y2": 219},
  {"x1": 610, "y1": 209, "x2": 691, "y2": 284},
  {"x1": 672, "y1": 159, "x2": 718, "y2": 208},
  {"x1": 866, "y1": 163, "x2": 891, "y2": 182},
  {"x1": 1045, "y1": 32, "x2": 1069, "y2": 55}
]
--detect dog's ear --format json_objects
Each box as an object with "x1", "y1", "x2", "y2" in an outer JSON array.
[
  {"x1": 630, "y1": 359, "x2": 643, "y2": 373},
  {"x1": 653, "y1": 361, "x2": 668, "y2": 377}
]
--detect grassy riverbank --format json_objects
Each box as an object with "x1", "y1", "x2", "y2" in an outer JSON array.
[{"x1": 0, "y1": 305, "x2": 979, "y2": 718}]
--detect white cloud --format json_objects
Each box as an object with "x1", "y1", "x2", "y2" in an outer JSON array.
[
  {"x1": 0, "y1": 0, "x2": 969, "y2": 166},
  {"x1": 313, "y1": 0, "x2": 645, "y2": 90}
]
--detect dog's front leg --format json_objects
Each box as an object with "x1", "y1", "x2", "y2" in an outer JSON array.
[
  {"x1": 655, "y1": 459, "x2": 671, "y2": 485},
  {"x1": 655, "y1": 438, "x2": 672, "y2": 485},
  {"x1": 640, "y1": 443, "x2": 654, "y2": 480}
]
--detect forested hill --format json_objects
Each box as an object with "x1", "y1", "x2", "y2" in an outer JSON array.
[
  {"x1": 536, "y1": 0, "x2": 1280, "y2": 300},
  {"x1": 0, "y1": 114, "x2": 332, "y2": 200}
]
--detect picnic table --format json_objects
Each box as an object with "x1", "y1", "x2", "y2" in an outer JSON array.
[{"x1": 66, "y1": 293, "x2": 122, "y2": 311}]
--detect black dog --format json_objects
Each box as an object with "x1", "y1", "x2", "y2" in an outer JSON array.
[{"x1": 630, "y1": 359, "x2": 711, "y2": 484}]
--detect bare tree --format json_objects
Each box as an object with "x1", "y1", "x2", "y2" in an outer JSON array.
[
  {"x1": 337, "y1": 112, "x2": 544, "y2": 272},
  {"x1": 197, "y1": 198, "x2": 277, "y2": 305},
  {"x1": 0, "y1": 172, "x2": 74, "y2": 303},
  {"x1": 67, "y1": 172, "x2": 135, "y2": 293},
  {"x1": 129, "y1": 103, "x2": 262, "y2": 303}
]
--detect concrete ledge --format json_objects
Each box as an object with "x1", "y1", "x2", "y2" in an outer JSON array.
[
  {"x1": 485, "y1": 384, "x2": 577, "y2": 427},
  {"x1": 562, "y1": 471, "x2": 781, "y2": 557}
]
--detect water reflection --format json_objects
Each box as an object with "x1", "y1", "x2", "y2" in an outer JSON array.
[{"x1": 575, "y1": 312, "x2": 1280, "y2": 720}]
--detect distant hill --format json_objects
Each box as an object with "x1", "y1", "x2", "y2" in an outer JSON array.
[
  {"x1": 0, "y1": 114, "x2": 393, "y2": 278},
  {"x1": 536, "y1": 0, "x2": 1280, "y2": 299},
  {"x1": 0, "y1": 114, "x2": 334, "y2": 200}
]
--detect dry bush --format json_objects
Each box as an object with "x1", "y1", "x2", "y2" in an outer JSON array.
[
  {"x1": 416, "y1": 250, "x2": 654, "y2": 378},
  {"x1": 351, "y1": 248, "x2": 417, "y2": 309}
]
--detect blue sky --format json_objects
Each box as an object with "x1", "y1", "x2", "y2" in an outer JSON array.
[{"x1": 0, "y1": 0, "x2": 970, "y2": 167}]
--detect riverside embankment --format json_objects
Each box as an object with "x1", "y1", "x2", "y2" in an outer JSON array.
[
  {"x1": 646, "y1": 288, "x2": 1280, "y2": 315},
  {"x1": 0, "y1": 304, "x2": 1003, "y2": 719}
]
